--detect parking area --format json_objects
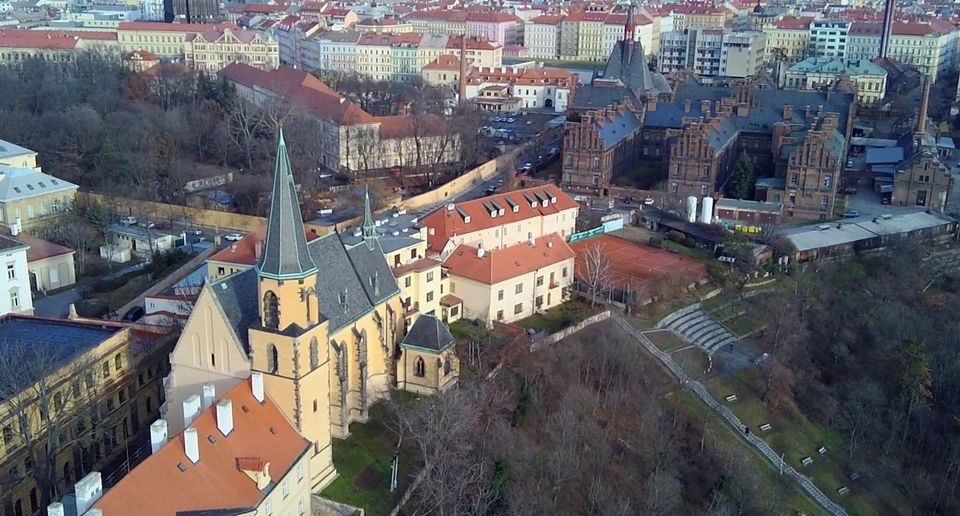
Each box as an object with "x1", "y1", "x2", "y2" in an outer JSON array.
[{"x1": 479, "y1": 111, "x2": 563, "y2": 143}]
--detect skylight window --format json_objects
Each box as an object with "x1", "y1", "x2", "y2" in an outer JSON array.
[
  {"x1": 13, "y1": 187, "x2": 20, "y2": 193},
  {"x1": 26, "y1": 184, "x2": 34, "y2": 191}
]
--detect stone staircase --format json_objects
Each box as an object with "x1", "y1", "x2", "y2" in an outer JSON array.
[{"x1": 662, "y1": 308, "x2": 738, "y2": 354}]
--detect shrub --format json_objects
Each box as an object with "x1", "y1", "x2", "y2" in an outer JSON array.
[
  {"x1": 667, "y1": 231, "x2": 685, "y2": 243},
  {"x1": 649, "y1": 236, "x2": 662, "y2": 247},
  {"x1": 682, "y1": 237, "x2": 697, "y2": 248}
]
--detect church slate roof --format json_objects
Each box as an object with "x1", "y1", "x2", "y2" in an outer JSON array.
[
  {"x1": 257, "y1": 130, "x2": 317, "y2": 280},
  {"x1": 401, "y1": 314, "x2": 454, "y2": 352},
  {"x1": 307, "y1": 232, "x2": 376, "y2": 333},
  {"x1": 208, "y1": 268, "x2": 260, "y2": 354},
  {"x1": 345, "y1": 236, "x2": 401, "y2": 307}
]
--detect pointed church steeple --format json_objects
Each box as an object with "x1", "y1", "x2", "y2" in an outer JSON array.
[
  {"x1": 257, "y1": 129, "x2": 317, "y2": 280},
  {"x1": 362, "y1": 186, "x2": 377, "y2": 250}
]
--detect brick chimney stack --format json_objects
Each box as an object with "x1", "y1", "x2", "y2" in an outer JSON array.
[
  {"x1": 917, "y1": 75, "x2": 931, "y2": 134},
  {"x1": 458, "y1": 35, "x2": 468, "y2": 105}
]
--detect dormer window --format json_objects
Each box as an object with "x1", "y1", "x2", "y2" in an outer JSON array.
[
  {"x1": 464, "y1": 215, "x2": 471, "y2": 223},
  {"x1": 551, "y1": 197, "x2": 556, "y2": 204},
  {"x1": 26, "y1": 184, "x2": 33, "y2": 191},
  {"x1": 490, "y1": 210, "x2": 496, "y2": 218},
  {"x1": 513, "y1": 205, "x2": 519, "y2": 213},
  {"x1": 498, "y1": 209, "x2": 504, "y2": 216},
  {"x1": 12, "y1": 187, "x2": 20, "y2": 193},
  {"x1": 531, "y1": 201, "x2": 537, "y2": 208},
  {"x1": 542, "y1": 200, "x2": 548, "y2": 207}
]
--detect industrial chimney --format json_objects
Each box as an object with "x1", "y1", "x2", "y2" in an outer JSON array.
[{"x1": 458, "y1": 34, "x2": 468, "y2": 105}]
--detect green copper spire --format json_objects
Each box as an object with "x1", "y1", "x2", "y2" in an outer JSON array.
[{"x1": 362, "y1": 186, "x2": 377, "y2": 250}]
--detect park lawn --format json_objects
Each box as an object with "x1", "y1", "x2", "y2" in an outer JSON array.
[
  {"x1": 645, "y1": 330, "x2": 686, "y2": 352},
  {"x1": 671, "y1": 346, "x2": 711, "y2": 379},
  {"x1": 514, "y1": 300, "x2": 597, "y2": 333},
  {"x1": 321, "y1": 406, "x2": 415, "y2": 516},
  {"x1": 673, "y1": 391, "x2": 826, "y2": 516},
  {"x1": 709, "y1": 304, "x2": 744, "y2": 323},
  {"x1": 704, "y1": 371, "x2": 911, "y2": 515},
  {"x1": 724, "y1": 313, "x2": 764, "y2": 337}
]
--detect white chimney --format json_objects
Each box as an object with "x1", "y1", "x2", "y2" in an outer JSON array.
[
  {"x1": 150, "y1": 419, "x2": 168, "y2": 453},
  {"x1": 182, "y1": 394, "x2": 201, "y2": 428},
  {"x1": 216, "y1": 399, "x2": 234, "y2": 437},
  {"x1": 87, "y1": 510, "x2": 103, "y2": 516},
  {"x1": 184, "y1": 427, "x2": 200, "y2": 464},
  {"x1": 47, "y1": 502, "x2": 64, "y2": 516},
  {"x1": 75, "y1": 472, "x2": 103, "y2": 515},
  {"x1": 202, "y1": 384, "x2": 216, "y2": 408},
  {"x1": 477, "y1": 246, "x2": 485, "y2": 258},
  {"x1": 11, "y1": 217, "x2": 21, "y2": 236},
  {"x1": 251, "y1": 372, "x2": 265, "y2": 403}
]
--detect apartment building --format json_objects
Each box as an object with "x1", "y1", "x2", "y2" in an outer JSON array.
[
  {"x1": 0, "y1": 163, "x2": 78, "y2": 232},
  {"x1": 762, "y1": 16, "x2": 812, "y2": 62},
  {"x1": 2, "y1": 318, "x2": 172, "y2": 516},
  {"x1": 465, "y1": 65, "x2": 578, "y2": 111},
  {"x1": 421, "y1": 54, "x2": 462, "y2": 87},
  {"x1": 86, "y1": 377, "x2": 312, "y2": 516},
  {"x1": 659, "y1": 29, "x2": 765, "y2": 78},
  {"x1": 846, "y1": 22, "x2": 882, "y2": 62},
  {"x1": 0, "y1": 236, "x2": 31, "y2": 315},
  {"x1": 652, "y1": 4, "x2": 726, "y2": 32},
  {"x1": 0, "y1": 30, "x2": 118, "y2": 64},
  {"x1": 781, "y1": 57, "x2": 887, "y2": 103},
  {"x1": 443, "y1": 233, "x2": 575, "y2": 325},
  {"x1": 403, "y1": 10, "x2": 521, "y2": 46},
  {"x1": 117, "y1": 22, "x2": 279, "y2": 71},
  {"x1": 340, "y1": 194, "x2": 463, "y2": 326},
  {"x1": 525, "y1": 14, "x2": 562, "y2": 59},
  {"x1": 421, "y1": 185, "x2": 580, "y2": 257},
  {"x1": 808, "y1": 19, "x2": 851, "y2": 60},
  {"x1": 355, "y1": 16, "x2": 413, "y2": 34}
]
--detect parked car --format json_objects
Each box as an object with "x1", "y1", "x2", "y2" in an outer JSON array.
[
  {"x1": 187, "y1": 228, "x2": 203, "y2": 236},
  {"x1": 842, "y1": 209, "x2": 861, "y2": 218},
  {"x1": 224, "y1": 233, "x2": 244, "y2": 241},
  {"x1": 138, "y1": 221, "x2": 156, "y2": 229},
  {"x1": 122, "y1": 305, "x2": 145, "y2": 322},
  {"x1": 506, "y1": 118, "x2": 515, "y2": 123},
  {"x1": 839, "y1": 186, "x2": 858, "y2": 195},
  {"x1": 521, "y1": 162, "x2": 533, "y2": 171},
  {"x1": 643, "y1": 198, "x2": 655, "y2": 205},
  {"x1": 120, "y1": 216, "x2": 137, "y2": 225}
]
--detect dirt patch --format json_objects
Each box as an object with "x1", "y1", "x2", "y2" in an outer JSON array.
[{"x1": 354, "y1": 466, "x2": 383, "y2": 491}]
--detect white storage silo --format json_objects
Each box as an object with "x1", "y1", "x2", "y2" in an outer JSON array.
[
  {"x1": 700, "y1": 196, "x2": 714, "y2": 224},
  {"x1": 686, "y1": 196, "x2": 698, "y2": 223}
]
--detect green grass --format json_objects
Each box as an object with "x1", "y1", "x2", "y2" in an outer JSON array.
[
  {"x1": 674, "y1": 391, "x2": 827, "y2": 516},
  {"x1": 645, "y1": 330, "x2": 686, "y2": 352},
  {"x1": 672, "y1": 346, "x2": 712, "y2": 378},
  {"x1": 658, "y1": 239, "x2": 714, "y2": 261},
  {"x1": 321, "y1": 406, "x2": 415, "y2": 516},
  {"x1": 514, "y1": 301, "x2": 597, "y2": 333},
  {"x1": 724, "y1": 313, "x2": 763, "y2": 337},
  {"x1": 703, "y1": 371, "x2": 911, "y2": 515}
]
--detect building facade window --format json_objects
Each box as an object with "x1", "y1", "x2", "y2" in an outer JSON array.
[{"x1": 414, "y1": 356, "x2": 426, "y2": 377}]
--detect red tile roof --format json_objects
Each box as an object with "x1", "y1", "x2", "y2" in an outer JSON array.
[
  {"x1": 118, "y1": 21, "x2": 235, "y2": 32},
  {"x1": 392, "y1": 257, "x2": 441, "y2": 277},
  {"x1": 0, "y1": 30, "x2": 81, "y2": 50},
  {"x1": 208, "y1": 225, "x2": 320, "y2": 267},
  {"x1": 529, "y1": 14, "x2": 564, "y2": 25},
  {"x1": 14, "y1": 233, "x2": 73, "y2": 262},
  {"x1": 423, "y1": 54, "x2": 461, "y2": 70},
  {"x1": 358, "y1": 32, "x2": 423, "y2": 46},
  {"x1": 467, "y1": 66, "x2": 577, "y2": 88},
  {"x1": 93, "y1": 378, "x2": 310, "y2": 515},
  {"x1": 446, "y1": 34, "x2": 500, "y2": 50},
  {"x1": 421, "y1": 185, "x2": 579, "y2": 252},
  {"x1": 773, "y1": 16, "x2": 814, "y2": 30},
  {"x1": 849, "y1": 22, "x2": 882, "y2": 35},
  {"x1": 444, "y1": 233, "x2": 574, "y2": 284},
  {"x1": 219, "y1": 63, "x2": 374, "y2": 125},
  {"x1": 374, "y1": 114, "x2": 449, "y2": 139}
]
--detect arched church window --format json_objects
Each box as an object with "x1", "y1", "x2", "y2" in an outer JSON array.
[
  {"x1": 309, "y1": 337, "x2": 319, "y2": 370},
  {"x1": 414, "y1": 356, "x2": 425, "y2": 377},
  {"x1": 267, "y1": 344, "x2": 279, "y2": 374},
  {"x1": 263, "y1": 291, "x2": 279, "y2": 329},
  {"x1": 444, "y1": 357, "x2": 452, "y2": 375}
]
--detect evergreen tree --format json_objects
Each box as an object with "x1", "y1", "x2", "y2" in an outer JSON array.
[{"x1": 727, "y1": 152, "x2": 756, "y2": 200}]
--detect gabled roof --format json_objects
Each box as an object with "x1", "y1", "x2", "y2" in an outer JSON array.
[
  {"x1": 208, "y1": 268, "x2": 260, "y2": 354},
  {"x1": 257, "y1": 131, "x2": 317, "y2": 280},
  {"x1": 92, "y1": 378, "x2": 310, "y2": 515},
  {"x1": 0, "y1": 165, "x2": 78, "y2": 202},
  {"x1": 444, "y1": 233, "x2": 575, "y2": 285},
  {"x1": 401, "y1": 314, "x2": 454, "y2": 352},
  {"x1": 421, "y1": 185, "x2": 579, "y2": 252}
]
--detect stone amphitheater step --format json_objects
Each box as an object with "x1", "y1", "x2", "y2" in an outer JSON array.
[
  {"x1": 658, "y1": 307, "x2": 700, "y2": 328},
  {"x1": 673, "y1": 311, "x2": 709, "y2": 333},
  {"x1": 667, "y1": 310, "x2": 702, "y2": 331},
  {"x1": 681, "y1": 319, "x2": 719, "y2": 340},
  {"x1": 689, "y1": 323, "x2": 727, "y2": 343},
  {"x1": 704, "y1": 334, "x2": 739, "y2": 353}
]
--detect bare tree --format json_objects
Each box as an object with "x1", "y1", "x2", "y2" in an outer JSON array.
[
  {"x1": 0, "y1": 340, "x2": 103, "y2": 507},
  {"x1": 226, "y1": 95, "x2": 267, "y2": 170},
  {"x1": 581, "y1": 242, "x2": 614, "y2": 306}
]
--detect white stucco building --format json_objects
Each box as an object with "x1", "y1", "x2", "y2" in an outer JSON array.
[{"x1": 0, "y1": 234, "x2": 33, "y2": 315}]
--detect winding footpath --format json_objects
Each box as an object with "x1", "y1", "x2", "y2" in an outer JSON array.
[{"x1": 613, "y1": 316, "x2": 849, "y2": 516}]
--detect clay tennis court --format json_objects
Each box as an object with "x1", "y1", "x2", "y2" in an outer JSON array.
[{"x1": 570, "y1": 234, "x2": 708, "y2": 292}]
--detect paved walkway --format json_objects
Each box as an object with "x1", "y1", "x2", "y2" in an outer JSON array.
[{"x1": 613, "y1": 316, "x2": 849, "y2": 516}]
